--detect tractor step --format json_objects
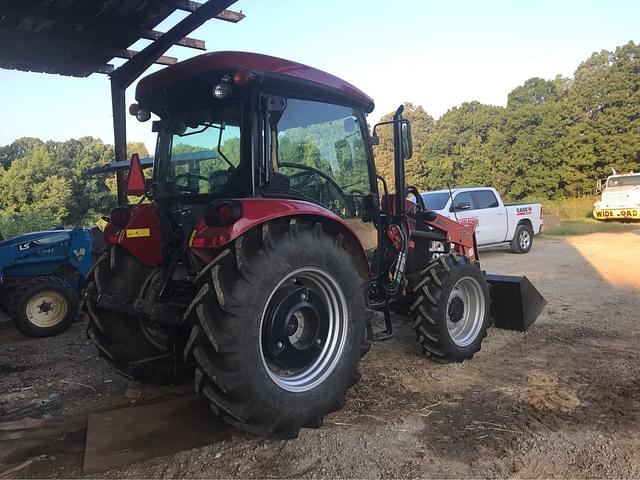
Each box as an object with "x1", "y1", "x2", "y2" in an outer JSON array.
[{"x1": 368, "y1": 300, "x2": 393, "y2": 341}]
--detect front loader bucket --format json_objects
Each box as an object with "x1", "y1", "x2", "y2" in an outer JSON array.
[{"x1": 485, "y1": 274, "x2": 547, "y2": 332}]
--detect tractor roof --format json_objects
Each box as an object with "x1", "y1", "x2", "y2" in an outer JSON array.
[{"x1": 136, "y1": 51, "x2": 375, "y2": 113}]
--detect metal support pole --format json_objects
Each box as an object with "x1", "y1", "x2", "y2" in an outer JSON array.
[{"x1": 111, "y1": 78, "x2": 128, "y2": 205}]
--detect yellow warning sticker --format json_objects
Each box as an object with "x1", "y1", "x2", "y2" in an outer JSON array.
[{"x1": 126, "y1": 228, "x2": 151, "y2": 238}]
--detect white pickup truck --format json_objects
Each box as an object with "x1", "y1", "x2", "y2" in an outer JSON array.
[{"x1": 421, "y1": 186, "x2": 544, "y2": 253}]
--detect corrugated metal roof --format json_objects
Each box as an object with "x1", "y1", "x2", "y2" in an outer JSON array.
[{"x1": 0, "y1": 0, "x2": 242, "y2": 77}]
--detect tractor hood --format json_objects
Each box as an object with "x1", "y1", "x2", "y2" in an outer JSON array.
[{"x1": 0, "y1": 229, "x2": 73, "y2": 248}]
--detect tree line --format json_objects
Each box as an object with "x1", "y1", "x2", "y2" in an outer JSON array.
[
  {"x1": 373, "y1": 41, "x2": 639, "y2": 201},
  {"x1": 0, "y1": 137, "x2": 148, "y2": 237},
  {"x1": 0, "y1": 41, "x2": 637, "y2": 236}
]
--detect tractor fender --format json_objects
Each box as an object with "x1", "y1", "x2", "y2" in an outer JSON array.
[
  {"x1": 104, "y1": 204, "x2": 163, "y2": 267},
  {"x1": 190, "y1": 198, "x2": 371, "y2": 279}
]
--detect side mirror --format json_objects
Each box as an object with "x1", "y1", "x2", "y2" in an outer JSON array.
[
  {"x1": 401, "y1": 121, "x2": 413, "y2": 159},
  {"x1": 452, "y1": 201, "x2": 471, "y2": 211}
]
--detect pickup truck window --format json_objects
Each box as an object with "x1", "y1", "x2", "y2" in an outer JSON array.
[
  {"x1": 422, "y1": 191, "x2": 450, "y2": 210},
  {"x1": 472, "y1": 190, "x2": 499, "y2": 209},
  {"x1": 452, "y1": 191, "x2": 474, "y2": 211}
]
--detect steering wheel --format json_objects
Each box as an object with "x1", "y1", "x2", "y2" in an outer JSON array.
[
  {"x1": 174, "y1": 173, "x2": 209, "y2": 193},
  {"x1": 279, "y1": 162, "x2": 355, "y2": 216}
]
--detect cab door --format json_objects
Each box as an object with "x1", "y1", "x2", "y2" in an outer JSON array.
[
  {"x1": 450, "y1": 191, "x2": 483, "y2": 239},
  {"x1": 264, "y1": 96, "x2": 378, "y2": 252}
]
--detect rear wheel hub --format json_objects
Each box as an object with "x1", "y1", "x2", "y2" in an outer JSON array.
[
  {"x1": 260, "y1": 267, "x2": 349, "y2": 393},
  {"x1": 262, "y1": 285, "x2": 328, "y2": 371}
]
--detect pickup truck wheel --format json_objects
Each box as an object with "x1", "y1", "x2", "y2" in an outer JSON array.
[
  {"x1": 510, "y1": 224, "x2": 533, "y2": 254},
  {"x1": 408, "y1": 254, "x2": 490, "y2": 362}
]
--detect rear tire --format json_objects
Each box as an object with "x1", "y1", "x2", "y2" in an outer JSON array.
[
  {"x1": 84, "y1": 246, "x2": 190, "y2": 385},
  {"x1": 8, "y1": 277, "x2": 78, "y2": 337},
  {"x1": 408, "y1": 254, "x2": 489, "y2": 362},
  {"x1": 510, "y1": 224, "x2": 533, "y2": 254},
  {"x1": 185, "y1": 221, "x2": 370, "y2": 437}
]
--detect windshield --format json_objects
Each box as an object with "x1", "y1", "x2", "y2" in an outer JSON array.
[
  {"x1": 421, "y1": 192, "x2": 451, "y2": 210},
  {"x1": 606, "y1": 175, "x2": 640, "y2": 188},
  {"x1": 155, "y1": 102, "x2": 247, "y2": 198}
]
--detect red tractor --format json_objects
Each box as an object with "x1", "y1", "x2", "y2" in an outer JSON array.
[{"x1": 85, "y1": 51, "x2": 544, "y2": 437}]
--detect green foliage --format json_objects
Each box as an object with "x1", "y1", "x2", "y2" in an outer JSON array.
[
  {"x1": 373, "y1": 41, "x2": 640, "y2": 202},
  {"x1": 542, "y1": 219, "x2": 638, "y2": 236},
  {"x1": 0, "y1": 136, "x2": 134, "y2": 235},
  {"x1": 373, "y1": 102, "x2": 435, "y2": 190},
  {"x1": 0, "y1": 210, "x2": 58, "y2": 238}
]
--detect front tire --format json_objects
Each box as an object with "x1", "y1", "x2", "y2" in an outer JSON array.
[
  {"x1": 510, "y1": 224, "x2": 533, "y2": 254},
  {"x1": 9, "y1": 277, "x2": 78, "y2": 337},
  {"x1": 186, "y1": 221, "x2": 369, "y2": 437},
  {"x1": 408, "y1": 254, "x2": 490, "y2": 362}
]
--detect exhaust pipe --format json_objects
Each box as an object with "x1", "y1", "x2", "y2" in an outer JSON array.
[{"x1": 485, "y1": 274, "x2": 547, "y2": 331}]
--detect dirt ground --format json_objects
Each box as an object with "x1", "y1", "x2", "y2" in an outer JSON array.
[{"x1": 2, "y1": 229, "x2": 640, "y2": 478}]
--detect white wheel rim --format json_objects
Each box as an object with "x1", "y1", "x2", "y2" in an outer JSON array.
[
  {"x1": 259, "y1": 267, "x2": 349, "y2": 393},
  {"x1": 25, "y1": 290, "x2": 68, "y2": 328},
  {"x1": 519, "y1": 230, "x2": 531, "y2": 250},
  {"x1": 446, "y1": 276, "x2": 485, "y2": 347}
]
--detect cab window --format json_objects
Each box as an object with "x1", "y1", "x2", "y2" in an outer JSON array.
[
  {"x1": 155, "y1": 102, "x2": 246, "y2": 198},
  {"x1": 267, "y1": 98, "x2": 372, "y2": 218}
]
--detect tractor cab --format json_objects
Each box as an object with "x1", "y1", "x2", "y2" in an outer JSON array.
[{"x1": 129, "y1": 52, "x2": 380, "y2": 251}]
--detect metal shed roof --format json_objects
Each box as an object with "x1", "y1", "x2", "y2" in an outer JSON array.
[{"x1": 0, "y1": 0, "x2": 244, "y2": 77}]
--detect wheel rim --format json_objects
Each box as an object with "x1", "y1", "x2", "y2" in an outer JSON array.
[
  {"x1": 446, "y1": 276, "x2": 485, "y2": 347},
  {"x1": 519, "y1": 230, "x2": 531, "y2": 250},
  {"x1": 260, "y1": 267, "x2": 349, "y2": 393},
  {"x1": 25, "y1": 290, "x2": 68, "y2": 328}
]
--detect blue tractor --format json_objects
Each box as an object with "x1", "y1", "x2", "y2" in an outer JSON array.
[{"x1": 0, "y1": 227, "x2": 93, "y2": 337}]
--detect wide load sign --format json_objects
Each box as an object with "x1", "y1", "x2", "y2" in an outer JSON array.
[{"x1": 593, "y1": 208, "x2": 639, "y2": 220}]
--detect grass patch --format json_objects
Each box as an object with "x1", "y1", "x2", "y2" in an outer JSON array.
[{"x1": 542, "y1": 219, "x2": 639, "y2": 236}]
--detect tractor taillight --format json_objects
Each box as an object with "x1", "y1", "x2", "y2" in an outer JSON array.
[
  {"x1": 205, "y1": 200, "x2": 243, "y2": 227},
  {"x1": 233, "y1": 70, "x2": 252, "y2": 86}
]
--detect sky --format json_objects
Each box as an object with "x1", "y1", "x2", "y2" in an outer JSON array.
[{"x1": 0, "y1": 0, "x2": 638, "y2": 152}]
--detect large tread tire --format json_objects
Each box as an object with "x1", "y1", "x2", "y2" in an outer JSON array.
[
  {"x1": 6, "y1": 276, "x2": 78, "y2": 337},
  {"x1": 510, "y1": 223, "x2": 533, "y2": 254},
  {"x1": 185, "y1": 221, "x2": 370, "y2": 437},
  {"x1": 84, "y1": 246, "x2": 190, "y2": 385},
  {"x1": 408, "y1": 254, "x2": 490, "y2": 363}
]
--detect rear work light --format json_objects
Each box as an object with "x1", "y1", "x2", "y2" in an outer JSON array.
[{"x1": 205, "y1": 200, "x2": 243, "y2": 227}]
